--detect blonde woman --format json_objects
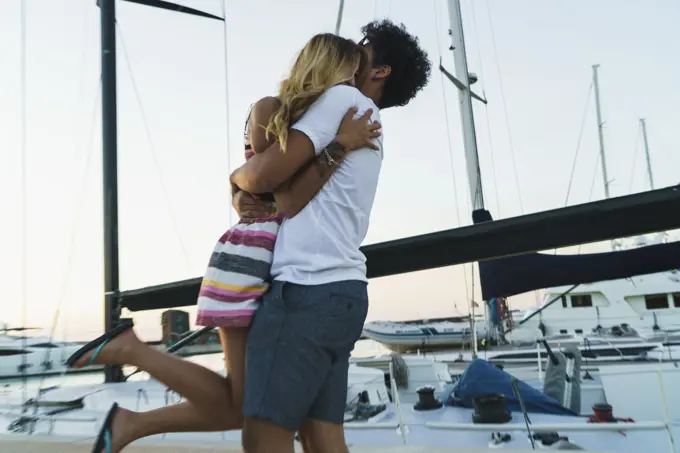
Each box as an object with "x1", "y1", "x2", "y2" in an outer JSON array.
[{"x1": 65, "y1": 33, "x2": 381, "y2": 453}]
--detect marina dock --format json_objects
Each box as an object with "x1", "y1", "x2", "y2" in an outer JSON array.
[{"x1": 0, "y1": 435, "x2": 624, "y2": 453}]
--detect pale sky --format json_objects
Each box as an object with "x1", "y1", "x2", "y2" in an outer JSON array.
[{"x1": 1, "y1": 0, "x2": 679, "y2": 341}]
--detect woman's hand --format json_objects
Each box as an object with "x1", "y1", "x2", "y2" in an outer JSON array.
[
  {"x1": 232, "y1": 191, "x2": 275, "y2": 220},
  {"x1": 335, "y1": 107, "x2": 382, "y2": 151}
]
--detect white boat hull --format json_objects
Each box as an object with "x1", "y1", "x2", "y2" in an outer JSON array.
[
  {"x1": 362, "y1": 321, "x2": 488, "y2": 352},
  {"x1": 0, "y1": 344, "x2": 102, "y2": 380}
]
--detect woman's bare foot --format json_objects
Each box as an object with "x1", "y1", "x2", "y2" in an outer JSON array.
[
  {"x1": 104, "y1": 407, "x2": 138, "y2": 453},
  {"x1": 72, "y1": 329, "x2": 142, "y2": 369}
]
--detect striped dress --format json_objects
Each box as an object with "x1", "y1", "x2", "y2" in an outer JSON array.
[{"x1": 195, "y1": 113, "x2": 284, "y2": 328}]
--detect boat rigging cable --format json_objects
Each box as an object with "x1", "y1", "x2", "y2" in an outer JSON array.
[
  {"x1": 20, "y1": 0, "x2": 29, "y2": 411},
  {"x1": 483, "y1": 0, "x2": 524, "y2": 214},
  {"x1": 563, "y1": 82, "x2": 594, "y2": 208},
  {"x1": 25, "y1": 0, "x2": 104, "y2": 415},
  {"x1": 469, "y1": 0, "x2": 502, "y2": 217},
  {"x1": 627, "y1": 122, "x2": 643, "y2": 193},
  {"x1": 553, "y1": 81, "x2": 592, "y2": 258},
  {"x1": 28, "y1": 80, "x2": 102, "y2": 429},
  {"x1": 115, "y1": 19, "x2": 192, "y2": 273},
  {"x1": 26, "y1": 0, "x2": 228, "y2": 407},
  {"x1": 220, "y1": 0, "x2": 233, "y2": 226}
]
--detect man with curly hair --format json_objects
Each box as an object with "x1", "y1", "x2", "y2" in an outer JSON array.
[{"x1": 231, "y1": 19, "x2": 432, "y2": 453}]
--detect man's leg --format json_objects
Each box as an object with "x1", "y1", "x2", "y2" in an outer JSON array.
[
  {"x1": 298, "y1": 279, "x2": 368, "y2": 453},
  {"x1": 241, "y1": 281, "x2": 331, "y2": 453},
  {"x1": 298, "y1": 419, "x2": 348, "y2": 453},
  {"x1": 241, "y1": 280, "x2": 367, "y2": 453},
  {"x1": 297, "y1": 355, "x2": 352, "y2": 453}
]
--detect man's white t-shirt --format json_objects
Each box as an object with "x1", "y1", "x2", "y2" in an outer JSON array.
[{"x1": 270, "y1": 85, "x2": 383, "y2": 285}]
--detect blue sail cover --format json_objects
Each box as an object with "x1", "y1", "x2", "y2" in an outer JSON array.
[
  {"x1": 449, "y1": 359, "x2": 578, "y2": 416},
  {"x1": 473, "y1": 209, "x2": 680, "y2": 300}
]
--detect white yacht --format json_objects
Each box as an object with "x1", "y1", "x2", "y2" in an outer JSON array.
[
  {"x1": 505, "y1": 239, "x2": 680, "y2": 347},
  {"x1": 0, "y1": 328, "x2": 101, "y2": 380},
  {"x1": 362, "y1": 315, "x2": 490, "y2": 352}
]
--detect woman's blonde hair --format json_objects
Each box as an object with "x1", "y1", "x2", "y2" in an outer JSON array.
[{"x1": 265, "y1": 33, "x2": 361, "y2": 152}]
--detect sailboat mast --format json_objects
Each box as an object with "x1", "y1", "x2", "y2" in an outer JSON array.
[
  {"x1": 446, "y1": 0, "x2": 486, "y2": 355},
  {"x1": 592, "y1": 64, "x2": 610, "y2": 200},
  {"x1": 99, "y1": 0, "x2": 123, "y2": 383},
  {"x1": 334, "y1": 0, "x2": 345, "y2": 34},
  {"x1": 640, "y1": 118, "x2": 655, "y2": 190},
  {"x1": 446, "y1": 0, "x2": 485, "y2": 212},
  {"x1": 592, "y1": 64, "x2": 618, "y2": 251}
]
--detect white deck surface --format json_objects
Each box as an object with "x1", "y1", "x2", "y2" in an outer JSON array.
[{"x1": 0, "y1": 378, "x2": 671, "y2": 452}]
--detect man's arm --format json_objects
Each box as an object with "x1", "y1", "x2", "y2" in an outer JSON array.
[
  {"x1": 272, "y1": 107, "x2": 379, "y2": 218},
  {"x1": 230, "y1": 85, "x2": 359, "y2": 194}
]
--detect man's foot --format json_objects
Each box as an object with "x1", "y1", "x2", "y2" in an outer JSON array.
[{"x1": 70, "y1": 327, "x2": 141, "y2": 369}]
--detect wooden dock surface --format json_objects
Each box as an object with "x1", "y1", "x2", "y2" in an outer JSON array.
[{"x1": 0, "y1": 435, "x2": 625, "y2": 453}]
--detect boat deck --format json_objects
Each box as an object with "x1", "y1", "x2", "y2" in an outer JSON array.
[
  {"x1": 0, "y1": 379, "x2": 668, "y2": 452},
  {"x1": 0, "y1": 435, "x2": 624, "y2": 453}
]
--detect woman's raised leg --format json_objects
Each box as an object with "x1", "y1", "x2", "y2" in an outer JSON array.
[{"x1": 71, "y1": 327, "x2": 249, "y2": 452}]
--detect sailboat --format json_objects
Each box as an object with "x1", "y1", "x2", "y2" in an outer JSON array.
[{"x1": 3, "y1": 0, "x2": 680, "y2": 451}]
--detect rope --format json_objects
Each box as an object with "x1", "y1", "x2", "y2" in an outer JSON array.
[
  {"x1": 483, "y1": 0, "x2": 524, "y2": 214},
  {"x1": 116, "y1": 20, "x2": 192, "y2": 272},
  {"x1": 431, "y1": 0, "x2": 472, "y2": 305}
]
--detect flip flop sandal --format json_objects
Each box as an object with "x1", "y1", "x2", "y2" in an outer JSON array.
[
  {"x1": 65, "y1": 319, "x2": 134, "y2": 368},
  {"x1": 92, "y1": 403, "x2": 119, "y2": 453}
]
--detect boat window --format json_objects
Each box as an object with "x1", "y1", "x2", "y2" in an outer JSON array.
[
  {"x1": 570, "y1": 295, "x2": 592, "y2": 308},
  {"x1": 674, "y1": 293, "x2": 680, "y2": 308},
  {"x1": 575, "y1": 329, "x2": 583, "y2": 334},
  {"x1": 30, "y1": 342, "x2": 58, "y2": 348},
  {"x1": 0, "y1": 349, "x2": 29, "y2": 356},
  {"x1": 645, "y1": 294, "x2": 669, "y2": 310}
]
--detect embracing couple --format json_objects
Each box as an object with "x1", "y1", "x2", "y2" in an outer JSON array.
[{"x1": 67, "y1": 19, "x2": 430, "y2": 453}]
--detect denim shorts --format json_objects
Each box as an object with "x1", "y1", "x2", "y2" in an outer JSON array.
[{"x1": 242, "y1": 280, "x2": 369, "y2": 431}]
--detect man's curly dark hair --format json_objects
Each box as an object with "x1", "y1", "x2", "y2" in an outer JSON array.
[{"x1": 361, "y1": 20, "x2": 432, "y2": 109}]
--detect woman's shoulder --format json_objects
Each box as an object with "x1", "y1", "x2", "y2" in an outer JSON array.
[{"x1": 252, "y1": 96, "x2": 280, "y2": 111}]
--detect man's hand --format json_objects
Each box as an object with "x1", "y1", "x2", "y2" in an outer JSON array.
[{"x1": 232, "y1": 191, "x2": 275, "y2": 220}]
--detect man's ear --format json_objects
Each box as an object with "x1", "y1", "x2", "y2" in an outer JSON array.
[{"x1": 374, "y1": 65, "x2": 391, "y2": 80}]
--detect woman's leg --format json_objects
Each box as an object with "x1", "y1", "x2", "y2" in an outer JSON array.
[
  {"x1": 72, "y1": 327, "x2": 249, "y2": 452},
  {"x1": 219, "y1": 327, "x2": 249, "y2": 427}
]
